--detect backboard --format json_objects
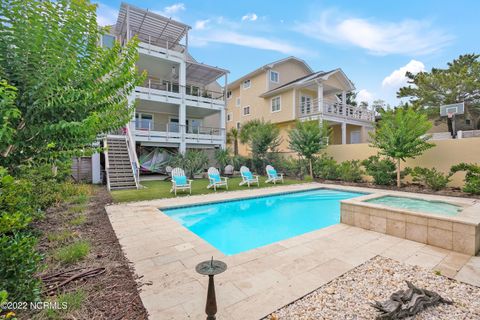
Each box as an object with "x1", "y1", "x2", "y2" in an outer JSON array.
[{"x1": 440, "y1": 102, "x2": 464, "y2": 117}]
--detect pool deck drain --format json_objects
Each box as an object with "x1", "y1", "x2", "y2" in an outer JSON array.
[{"x1": 106, "y1": 183, "x2": 480, "y2": 320}]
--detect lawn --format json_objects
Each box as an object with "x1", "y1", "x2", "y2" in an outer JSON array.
[{"x1": 111, "y1": 176, "x2": 309, "y2": 202}]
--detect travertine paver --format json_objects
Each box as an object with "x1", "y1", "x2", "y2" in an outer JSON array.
[{"x1": 105, "y1": 183, "x2": 480, "y2": 320}]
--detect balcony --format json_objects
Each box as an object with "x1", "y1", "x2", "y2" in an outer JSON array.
[
  {"x1": 297, "y1": 98, "x2": 375, "y2": 122},
  {"x1": 135, "y1": 78, "x2": 225, "y2": 109},
  {"x1": 134, "y1": 122, "x2": 224, "y2": 145}
]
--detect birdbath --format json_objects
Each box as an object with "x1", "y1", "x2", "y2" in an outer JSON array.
[{"x1": 195, "y1": 257, "x2": 227, "y2": 320}]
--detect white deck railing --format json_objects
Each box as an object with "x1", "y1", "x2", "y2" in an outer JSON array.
[
  {"x1": 134, "y1": 123, "x2": 224, "y2": 143},
  {"x1": 297, "y1": 98, "x2": 375, "y2": 122}
]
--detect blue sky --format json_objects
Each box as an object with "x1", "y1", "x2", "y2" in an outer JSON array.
[{"x1": 97, "y1": 0, "x2": 480, "y2": 106}]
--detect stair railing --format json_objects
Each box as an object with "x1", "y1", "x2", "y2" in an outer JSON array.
[
  {"x1": 125, "y1": 126, "x2": 141, "y2": 189},
  {"x1": 104, "y1": 137, "x2": 111, "y2": 191}
]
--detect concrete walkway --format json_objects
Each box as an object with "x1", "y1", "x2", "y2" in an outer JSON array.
[{"x1": 106, "y1": 183, "x2": 480, "y2": 319}]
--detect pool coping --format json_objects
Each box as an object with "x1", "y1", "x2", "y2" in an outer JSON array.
[{"x1": 105, "y1": 182, "x2": 480, "y2": 319}]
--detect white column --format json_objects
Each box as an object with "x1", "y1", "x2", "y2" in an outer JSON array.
[
  {"x1": 91, "y1": 152, "x2": 101, "y2": 184},
  {"x1": 342, "y1": 91, "x2": 347, "y2": 116},
  {"x1": 341, "y1": 122, "x2": 347, "y2": 144},
  {"x1": 317, "y1": 83, "x2": 324, "y2": 115},
  {"x1": 179, "y1": 61, "x2": 187, "y2": 153},
  {"x1": 220, "y1": 108, "x2": 226, "y2": 149}
]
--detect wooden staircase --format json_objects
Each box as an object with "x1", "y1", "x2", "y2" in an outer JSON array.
[{"x1": 105, "y1": 137, "x2": 138, "y2": 190}]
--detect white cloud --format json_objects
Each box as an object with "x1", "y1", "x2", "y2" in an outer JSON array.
[
  {"x1": 241, "y1": 13, "x2": 258, "y2": 22},
  {"x1": 190, "y1": 30, "x2": 306, "y2": 55},
  {"x1": 162, "y1": 3, "x2": 185, "y2": 15},
  {"x1": 96, "y1": 3, "x2": 118, "y2": 26},
  {"x1": 194, "y1": 19, "x2": 210, "y2": 30},
  {"x1": 296, "y1": 10, "x2": 452, "y2": 56},
  {"x1": 357, "y1": 89, "x2": 374, "y2": 104},
  {"x1": 382, "y1": 60, "x2": 425, "y2": 88}
]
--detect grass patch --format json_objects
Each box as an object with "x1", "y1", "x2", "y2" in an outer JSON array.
[
  {"x1": 40, "y1": 290, "x2": 85, "y2": 319},
  {"x1": 68, "y1": 194, "x2": 89, "y2": 205},
  {"x1": 111, "y1": 177, "x2": 306, "y2": 202},
  {"x1": 67, "y1": 204, "x2": 86, "y2": 214},
  {"x1": 47, "y1": 230, "x2": 75, "y2": 245},
  {"x1": 69, "y1": 214, "x2": 86, "y2": 226},
  {"x1": 53, "y1": 240, "x2": 90, "y2": 264}
]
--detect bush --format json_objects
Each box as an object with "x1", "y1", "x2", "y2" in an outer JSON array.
[
  {"x1": 0, "y1": 233, "x2": 43, "y2": 302},
  {"x1": 451, "y1": 163, "x2": 480, "y2": 195},
  {"x1": 169, "y1": 150, "x2": 209, "y2": 179},
  {"x1": 337, "y1": 160, "x2": 364, "y2": 182},
  {"x1": 231, "y1": 155, "x2": 249, "y2": 171},
  {"x1": 406, "y1": 167, "x2": 452, "y2": 191},
  {"x1": 313, "y1": 154, "x2": 339, "y2": 180},
  {"x1": 362, "y1": 155, "x2": 398, "y2": 185},
  {"x1": 275, "y1": 157, "x2": 307, "y2": 180}
]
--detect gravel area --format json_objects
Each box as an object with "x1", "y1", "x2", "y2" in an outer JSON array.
[{"x1": 266, "y1": 256, "x2": 480, "y2": 320}]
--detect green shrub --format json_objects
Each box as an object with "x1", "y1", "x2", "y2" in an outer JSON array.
[
  {"x1": 362, "y1": 155, "x2": 398, "y2": 185},
  {"x1": 231, "y1": 155, "x2": 249, "y2": 171},
  {"x1": 169, "y1": 150, "x2": 208, "y2": 179},
  {"x1": 313, "y1": 154, "x2": 339, "y2": 180},
  {"x1": 406, "y1": 167, "x2": 452, "y2": 191},
  {"x1": 337, "y1": 160, "x2": 364, "y2": 182},
  {"x1": 0, "y1": 233, "x2": 43, "y2": 302},
  {"x1": 275, "y1": 157, "x2": 307, "y2": 180},
  {"x1": 450, "y1": 163, "x2": 480, "y2": 194},
  {"x1": 54, "y1": 240, "x2": 90, "y2": 264}
]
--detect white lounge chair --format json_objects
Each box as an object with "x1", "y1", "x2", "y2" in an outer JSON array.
[
  {"x1": 207, "y1": 167, "x2": 228, "y2": 191},
  {"x1": 170, "y1": 167, "x2": 192, "y2": 196},
  {"x1": 239, "y1": 166, "x2": 259, "y2": 187},
  {"x1": 224, "y1": 164, "x2": 234, "y2": 176},
  {"x1": 265, "y1": 165, "x2": 284, "y2": 184}
]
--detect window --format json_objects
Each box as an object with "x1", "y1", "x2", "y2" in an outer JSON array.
[
  {"x1": 101, "y1": 34, "x2": 115, "y2": 48},
  {"x1": 236, "y1": 122, "x2": 241, "y2": 130},
  {"x1": 271, "y1": 96, "x2": 281, "y2": 112},
  {"x1": 236, "y1": 97, "x2": 241, "y2": 107},
  {"x1": 243, "y1": 106, "x2": 251, "y2": 116},
  {"x1": 300, "y1": 95, "x2": 312, "y2": 115},
  {"x1": 135, "y1": 113, "x2": 153, "y2": 130},
  {"x1": 227, "y1": 91, "x2": 232, "y2": 99},
  {"x1": 466, "y1": 119, "x2": 471, "y2": 125},
  {"x1": 270, "y1": 71, "x2": 279, "y2": 83},
  {"x1": 243, "y1": 79, "x2": 251, "y2": 89},
  {"x1": 227, "y1": 113, "x2": 232, "y2": 122}
]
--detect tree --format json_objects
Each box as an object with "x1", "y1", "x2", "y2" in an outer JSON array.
[
  {"x1": 398, "y1": 54, "x2": 480, "y2": 115},
  {"x1": 288, "y1": 121, "x2": 330, "y2": 177},
  {"x1": 240, "y1": 120, "x2": 281, "y2": 172},
  {"x1": 370, "y1": 108, "x2": 434, "y2": 187},
  {"x1": 0, "y1": 0, "x2": 143, "y2": 169},
  {"x1": 226, "y1": 128, "x2": 239, "y2": 155}
]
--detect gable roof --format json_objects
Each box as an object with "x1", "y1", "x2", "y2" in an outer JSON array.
[
  {"x1": 228, "y1": 56, "x2": 313, "y2": 89},
  {"x1": 260, "y1": 68, "x2": 355, "y2": 97}
]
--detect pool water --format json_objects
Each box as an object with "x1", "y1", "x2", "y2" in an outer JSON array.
[
  {"x1": 365, "y1": 196, "x2": 462, "y2": 216},
  {"x1": 161, "y1": 189, "x2": 364, "y2": 255}
]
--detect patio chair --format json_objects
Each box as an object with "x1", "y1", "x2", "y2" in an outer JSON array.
[
  {"x1": 207, "y1": 167, "x2": 228, "y2": 191},
  {"x1": 224, "y1": 164, "x2": 234, "y2": 177},
  {"x1": 265, "y1": 165, "x2": 284, "y2": 184},
  {"x1": 170, "y1": 168, "x2": 192, "y2": 196},
  {"x1": 239, "y1": 166, "x2": 259, "y2": 187}
]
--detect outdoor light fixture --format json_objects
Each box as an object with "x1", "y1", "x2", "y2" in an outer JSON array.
[{"x1": 195, "y1": 257, "x2": 227, "y2": 320}]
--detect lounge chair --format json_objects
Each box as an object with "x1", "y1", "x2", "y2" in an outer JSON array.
[
  {"x1": 265, "y1": 165, "x2": 284, "y2": 184},
  {"x1": 224, "y1": 164, "x2": 234, "y2": 177},
  {"x1": 239, "y1": 166, "x2": 259, "y2": 187},
  {"x1": 170, "y1": 167, "x2": 192, "y2": 196},
  {"x1": 207, "y1": 167, "x2": 228, "y2": 191}
]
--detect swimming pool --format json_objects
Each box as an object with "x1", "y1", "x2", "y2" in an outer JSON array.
[
  {"x1": 161, "y1": 189, "x2": 364, "y2": 255},
  {"x1": 365, "y1": 196, "x2": 462, "y2": 216}
]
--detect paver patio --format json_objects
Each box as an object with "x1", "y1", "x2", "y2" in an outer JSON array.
[{"x1": 105, "y1": 183, "x2": 480, "y2": 319}]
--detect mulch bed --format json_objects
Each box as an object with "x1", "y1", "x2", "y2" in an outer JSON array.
[
  {"x1": 24, "y1": 187, "x2": 148, "y2": 320},
  {"x1": 315, "y1": 179, "x2": 480, "y2": 199}
]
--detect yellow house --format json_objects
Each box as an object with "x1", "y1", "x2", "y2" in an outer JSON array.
[{"x1": 226, "y1": 57, "x2": 375, "y2": 156}]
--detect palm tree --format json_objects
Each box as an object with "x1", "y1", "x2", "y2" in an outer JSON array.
[{"x1": 226, "y1": 128, "x2": 239, "y2": 156}]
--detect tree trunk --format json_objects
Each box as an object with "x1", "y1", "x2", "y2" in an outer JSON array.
[
  {"x1": 309, "y1": 158, "x2": 313, "y2": 179},
  {"x1": 397, "y1": 158, "x2": 401, "y2": 188},
  {"x1": 234, "y1": 139, "x2": 238, "y2": 156}
]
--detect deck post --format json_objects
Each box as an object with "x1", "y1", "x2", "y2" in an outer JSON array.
[
  {"x1": 342, "y1": 122, "x2": 347, "y2": 144},
  {"x1": 179, "y1": 60, "x2": 187, "y2": 154},
  {"x1": 342, "y1": 91, "x2": 347, "y2": 116},
  {"x1": 317, "y1": 82, "x2": 324, "y2": 115}
]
